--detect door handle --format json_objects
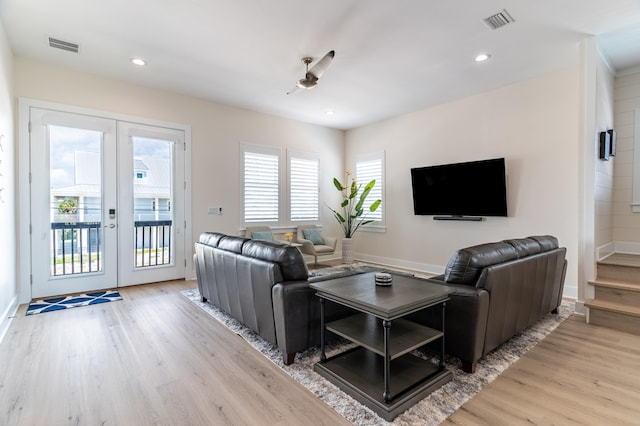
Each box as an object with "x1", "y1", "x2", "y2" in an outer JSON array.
[{"x1": 105, "y1": 223, "x2": 116, "y2": 228}]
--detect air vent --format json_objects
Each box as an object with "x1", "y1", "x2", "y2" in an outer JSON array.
[
  {"x1": 48, "y1": 37, "x2": 79, "y2": 53},
  {"x1": 483, "y1": 9, "x2": 515, "y2": 30}
]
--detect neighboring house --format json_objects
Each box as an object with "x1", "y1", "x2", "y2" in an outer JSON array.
[{"x1": 50, "y1": 151, "x2": 171, "y2": 254}]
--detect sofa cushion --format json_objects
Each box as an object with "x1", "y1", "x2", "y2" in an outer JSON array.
[
  {"x1": 242, "y1": 240, "x2": 309, "y2": 281},
  {"x1": 302, "y1": 228, "x2": 324, "y2": 245},
  {"x1": 251, "y1": 231, "x2": 274, "y2": 241},
  {"x1": 528, "y1": 235, "x2": 559, "y2": 251},
  {"x1": 217, "y1": 236, "x2": 248, "y2": 253},
  {"x1": 444, "y1": 242, "x2": 519, "y2": 286},
  {"x1": 199, "y1": 232, "x2": 226, "y2": 247},
  {"x1": 502, "y1": 238, "x2": 542, "y2": 258}
]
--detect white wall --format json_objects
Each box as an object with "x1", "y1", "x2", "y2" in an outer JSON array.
[
  {"x1": 346, "y1": 69, "x2": 581, "y2": 298},
  {"x1": 612, "y1": 71, "x2": 640, "y2": 245},
  {"x1": 0, "y1": 20, "x2": 16, "y2": 340},
  {"x1": 594, "y1": 53, "x2": 616, "y2": 252},
  {"x1": 13, "y1": 57, "x2": 345, "y2": 281}
]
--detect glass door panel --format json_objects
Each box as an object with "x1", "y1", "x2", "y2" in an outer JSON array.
[
  {"x1": 117, "y1": 122, "x2": 185, "y2": 286},
  {"x1": 49, "y1": 125, "x2": 103, "y2": 276},
  {"x1": 30, "y1": 109, "x2": 117, "y2": 298},
  {"x1": 132, "y1": 136, "x2": 173, "y2": 268}
]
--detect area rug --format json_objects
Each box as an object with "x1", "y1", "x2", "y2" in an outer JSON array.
[
  {"x1": 26, "y1": 290, "x2": 122, "y2": 315},
  {"x1": 182, "y1": 288, "x2": 574, "y2": 425}
]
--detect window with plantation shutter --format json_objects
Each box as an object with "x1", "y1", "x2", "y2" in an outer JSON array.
[
  {"x1": 356, "y1": 152, "x2": 384, "y2": 224},
  {"x1": 289, "y1": 152, "x2": 319, "y2": 221},
  {"x1": 242, "y1": 145, "x2": 280, "y2": 223}
]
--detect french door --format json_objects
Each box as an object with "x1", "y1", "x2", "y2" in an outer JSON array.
[{"x1": 29, "y1": 108, "x2": 186, "y2": 298}]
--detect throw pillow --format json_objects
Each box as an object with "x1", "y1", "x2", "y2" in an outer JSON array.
[
  {"x1": 251, "y1": 231, "x2": 274, "y2": 241},
  {"x1": 302, "y1": 228, "x2": 324, "y2": 245}
]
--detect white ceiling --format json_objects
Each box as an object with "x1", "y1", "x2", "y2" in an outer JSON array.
[{"x1": 2, "y1": 0, "x2": 640, "y2": 130}]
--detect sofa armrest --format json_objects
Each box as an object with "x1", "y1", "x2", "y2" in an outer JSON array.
[
  {"x1": 324, "y1": 236, "x2": 337, "y2": 250},
  {"x1": 297, "y1": 237, "x2": 316, "y2": 254},
  {"x1": 409, "y1": 278, "x2": 490, "y2": 366},
  {"x1": 272, "y1": 280, "x2": 353, "y2": 358}
]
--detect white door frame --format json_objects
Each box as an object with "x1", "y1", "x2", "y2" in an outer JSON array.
[{"x1": 18, "y1": 98, "x2": 193, "y2": 304}]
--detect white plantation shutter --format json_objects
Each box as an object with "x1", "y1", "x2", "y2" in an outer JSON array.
[
  {"x1": 356, "y1": 152, "x2": 384, "y2": 223},
  {"x1": 289, "y1": 154, "x2": 319, "y2": 221},
  {"x1": 243, "y1": 147, "x2": 280, "y2": 223}
]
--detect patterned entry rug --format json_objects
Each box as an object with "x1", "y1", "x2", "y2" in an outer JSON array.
[
  {"x1": 182, "y1": 288, "x2": 574, "y2": 425},
  {"x1": 26, "y1": 290, "x2": 122, "y2": 315}
]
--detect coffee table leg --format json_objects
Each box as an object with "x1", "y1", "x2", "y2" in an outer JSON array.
[
  {"x1": 440, "y1": 301, "x2": 446, "y2": 369},
  {"x1": 383, "y1": 319, "x2": 391, "y2": 402},
  {"x1": 320, "y1": 297, "x2": 326, "y2": 362}
]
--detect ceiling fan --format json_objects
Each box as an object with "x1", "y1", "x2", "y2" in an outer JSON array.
[{"x1": 287, "y1": 50, "x2": 335, "y2": 95}]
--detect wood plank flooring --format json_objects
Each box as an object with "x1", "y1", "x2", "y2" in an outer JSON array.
[
  {"x1": 0, "y1": 280, "x2": 348, "y2": 425},
  {"x1": 444, "y1": 315, "x2": 640, "y2": 425},
  {"x1": 2, "y1": 279, "x2": 640, "y2": 425}
]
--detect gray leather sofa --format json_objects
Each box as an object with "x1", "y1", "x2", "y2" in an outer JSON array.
[
  {"x1": 194, "y1": 232, "x2": 354, "y2": 365},
  {"x1": 410, "y1": 235, "x2": 567, "y2": 373}
]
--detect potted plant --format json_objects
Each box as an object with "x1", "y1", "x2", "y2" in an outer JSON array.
[{"x1": 327, "y1": 170, "x2": 381, "y2": 264}]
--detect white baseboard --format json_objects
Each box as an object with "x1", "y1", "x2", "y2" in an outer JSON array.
[
  {"x1": 0, "y1": 296, "x2": 19, "y2": 344},
  {"x1": 597, "y1": 241, "x2": 640, "y2": 261},
  {"x1": 596, "y1": 242, "x2": 616, "y2": 261},
  {"x1": 351, "y1": 252, "x2": 444, "y2": 276}
]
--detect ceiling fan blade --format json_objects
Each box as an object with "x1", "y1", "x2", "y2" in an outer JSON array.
[{"x1": 307, "y1": 50, "x2": 335, "y2": 80}]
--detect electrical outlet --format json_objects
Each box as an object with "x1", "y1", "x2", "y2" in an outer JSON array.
[{"x1": 208, "y1": 207, "x2": 223, "y2": 215}]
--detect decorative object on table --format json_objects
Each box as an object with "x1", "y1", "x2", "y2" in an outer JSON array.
[
  {"x1": 284, "y1": 231, "x2": 294, "y2": 244},
  {"x1": 374, "y1": 272, "x2": 393, "y2": 286},
  {"x1": 326, "y1": 170, "x2": 381, "y2": 264}
]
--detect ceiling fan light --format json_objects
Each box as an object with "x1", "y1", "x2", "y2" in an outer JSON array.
[{"x1": 297, "y1": 79, "x2": 317, "y2": 89}]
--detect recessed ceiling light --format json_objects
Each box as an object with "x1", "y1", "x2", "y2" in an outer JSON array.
[
  {"x1": 475, "y1": 53, "x2": 491, "y2": 62},
  {"x1": 131, "y1": 58, "x2": 147, "y2": 66},
  {"x1": 325, "y1": 110, "x2": 335, "y2": 116}
]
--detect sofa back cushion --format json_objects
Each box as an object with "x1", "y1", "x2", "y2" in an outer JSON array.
[
  {"x1": 199, "y1": 232, "x2": 226, "y2": 247},
  {"x1": 444, "y1": 242, "x2": 519, "y2": 286},
  {"x1": 217, "y1": 235, "x2": 248, "y2": 253},
  {"x1": 242, "y1": 240, "x2": 309, "y2": 281},
  {"x1": 502, "y1": 237, "x2": 543, "y2": 257}
]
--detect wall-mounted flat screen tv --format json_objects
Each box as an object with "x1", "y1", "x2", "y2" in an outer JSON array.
[{"x1": 411, "y1": 158, "x2": 508, "y2": 217}]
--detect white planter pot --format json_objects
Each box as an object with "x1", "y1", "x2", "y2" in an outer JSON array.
[{"x1": 342, "y1": 237, "x2": 354, "y2": 265}]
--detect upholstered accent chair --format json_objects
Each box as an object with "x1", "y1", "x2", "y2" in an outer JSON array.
[
  {"x1": 245, "y1": 226, "x2": 277, "y2": 242},
  {"x1": 296, "y1": 225, "x2": 337, "y2": 265}
]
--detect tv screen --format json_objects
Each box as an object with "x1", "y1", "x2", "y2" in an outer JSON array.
[{"x1": 411, "y1": 158, "x2": 508, "y2": 217}]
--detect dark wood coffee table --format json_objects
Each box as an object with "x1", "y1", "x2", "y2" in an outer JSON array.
[{"x1": 310, "y1": 272, "x2": 453, "y2": 421}]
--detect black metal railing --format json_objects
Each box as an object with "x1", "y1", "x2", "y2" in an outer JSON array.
[
  {"x1": 134, "y1": 220, "x2": 172, "y2": 267},
  {"x1": 51, "y1": 222, "x2": 102, "y2": 276}
]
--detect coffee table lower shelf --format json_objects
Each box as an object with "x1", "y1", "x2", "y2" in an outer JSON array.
[{"x1": 314, "y1": 347, "x2": 452, "y2": 421}]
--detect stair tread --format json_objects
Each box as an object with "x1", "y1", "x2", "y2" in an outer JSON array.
[
  {"x1": 590, "y1": 279, "x2": 640, "y2": 291},
  {"x1": 598, "y1": 253, "x2": 640, "y2": 267},
  {"x1": 585, "y1": 298, "x2": 640, "y2": 317}
]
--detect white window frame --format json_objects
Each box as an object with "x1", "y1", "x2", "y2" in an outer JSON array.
[
  {"x1": 288, "y1": 150, "x2": 320, "y2": 223},
  {"x1": 241, "y1": 143, "x2": 282, "y2": 224},
  {"x1": 355, "y1": 151, "x2": 385, "y2": 232}
]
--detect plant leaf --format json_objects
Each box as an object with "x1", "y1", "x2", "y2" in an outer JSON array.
[
  {"x1": 333, "y1": 178, "x2": 344, "y2": 191},
  {"x1": 369, "y1": 199, "x2": 381, "y2": 212}
]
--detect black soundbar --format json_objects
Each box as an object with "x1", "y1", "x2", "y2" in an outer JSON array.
[{"x1": 433, "y1": 215, "x2": 484, "y2": 221}]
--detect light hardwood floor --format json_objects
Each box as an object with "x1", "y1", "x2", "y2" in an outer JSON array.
[{"x1": 2, "y1": 280, "x2": 639, "y2": 425}]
